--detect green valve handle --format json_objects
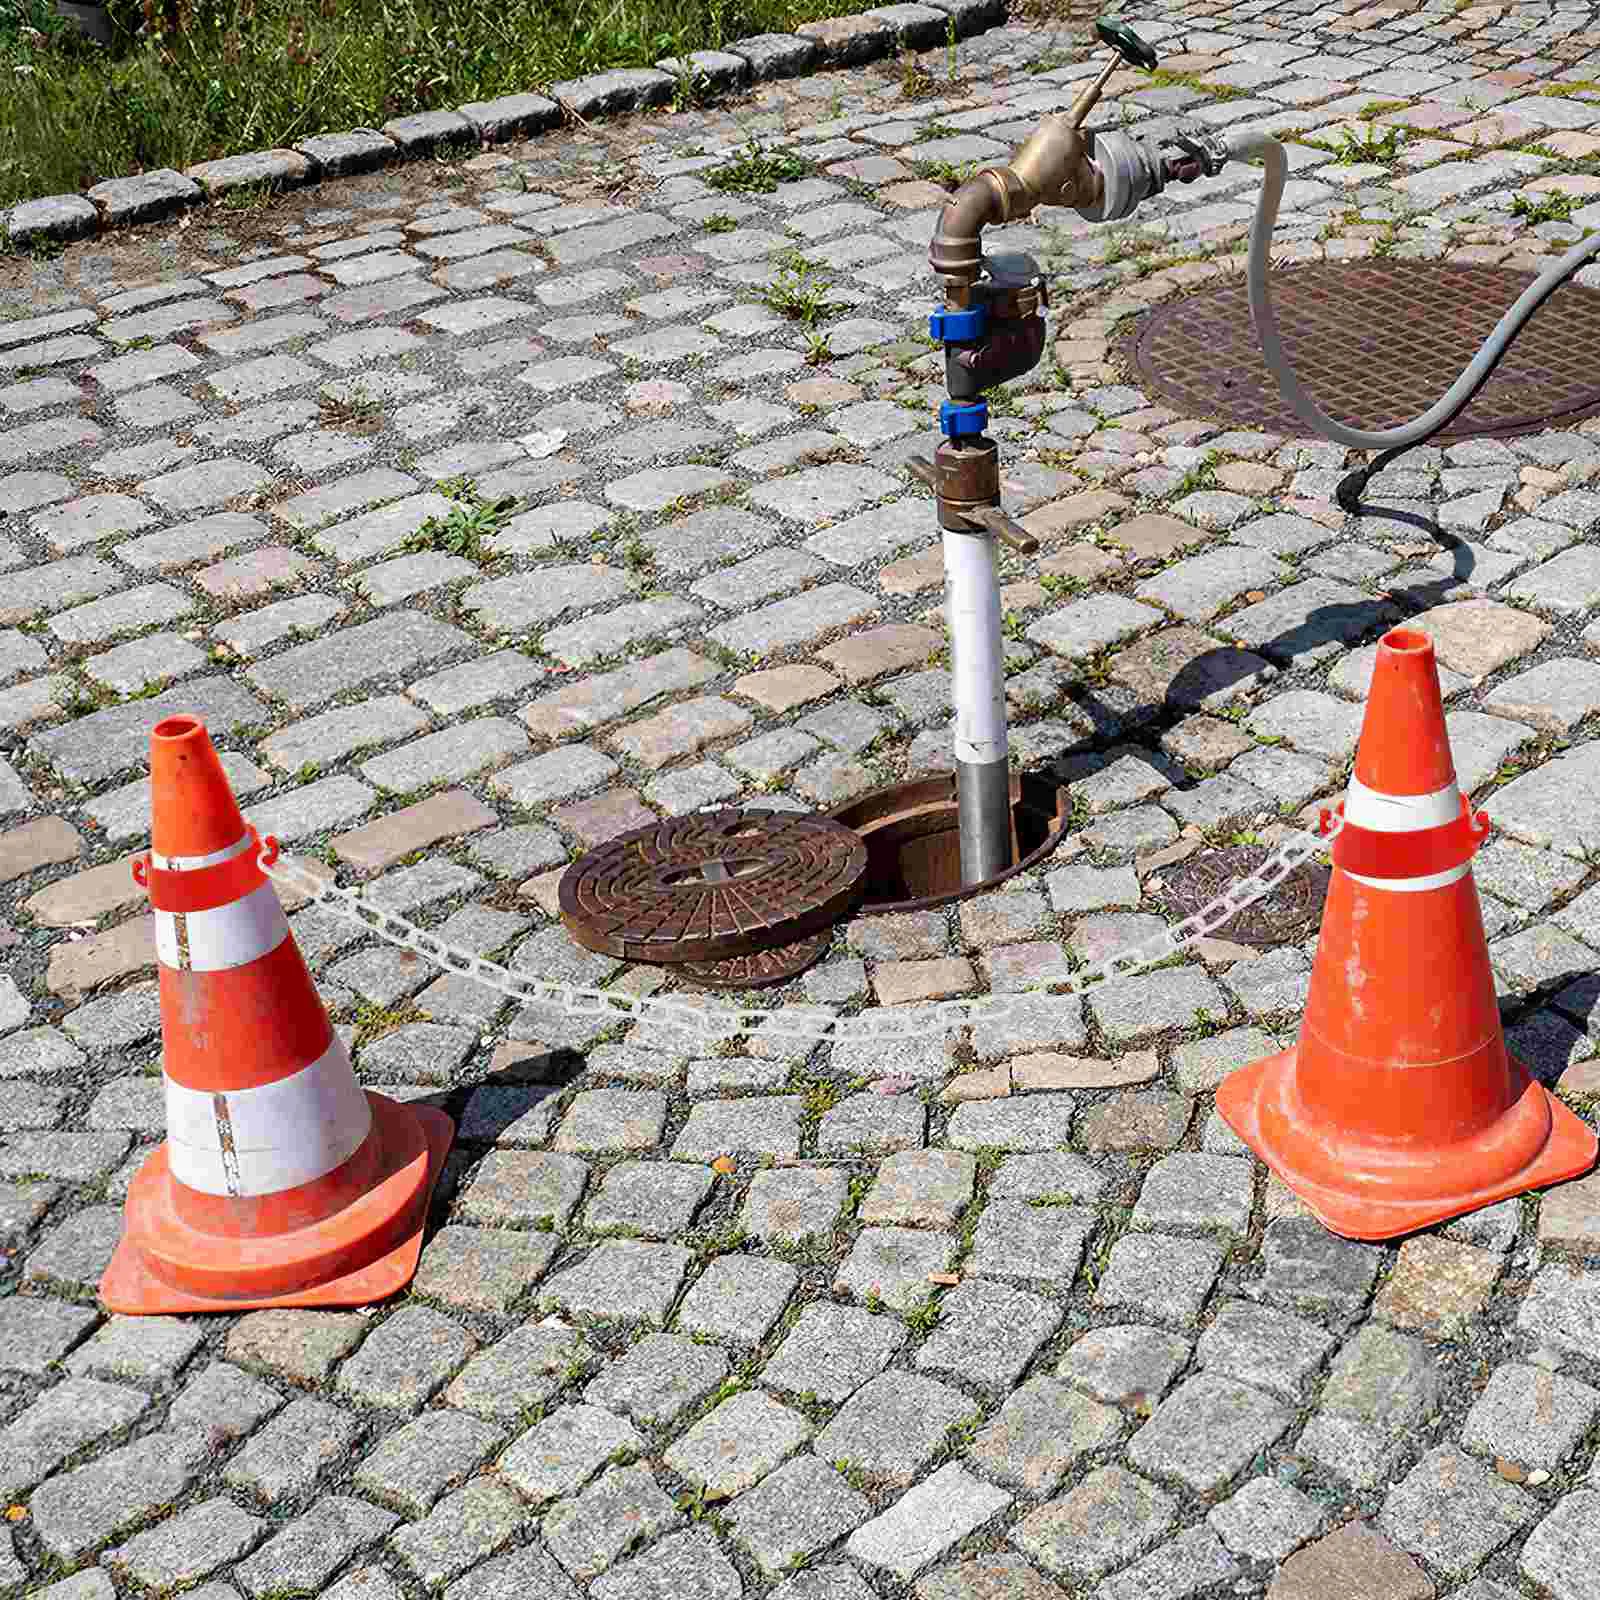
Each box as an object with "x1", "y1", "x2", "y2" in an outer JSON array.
[{"x1": 1095, "y1": 16, "x2": 1158, "y2": 70}]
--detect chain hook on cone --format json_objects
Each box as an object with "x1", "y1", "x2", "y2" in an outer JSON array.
[
  {"x1": 1217, "y1": 627, "x2": 1596, "y2": 1240},
  {"x1": 100, "y1": 714, "x2": 454, "y2": 1313}
]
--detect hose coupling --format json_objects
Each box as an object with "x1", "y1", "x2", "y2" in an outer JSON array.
[{"x1": 1162, "y1": 126, "x2": 1231, "y2": 184}]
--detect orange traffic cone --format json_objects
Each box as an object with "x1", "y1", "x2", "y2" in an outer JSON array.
[
  {"x1": 1218, "y1": 627, "x2": 1596, "y2": 1240},
  {"x1": 100, "y1": 715, "x2": 453, "y2": 1313}
]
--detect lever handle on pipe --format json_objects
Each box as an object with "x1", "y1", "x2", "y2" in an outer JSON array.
[
  {"x1": 906, "y1": 456, "x2": 1040, "y2": 555},
  {"x1": 968, "y1": 506, "x2": 1040, "y2": 555}
]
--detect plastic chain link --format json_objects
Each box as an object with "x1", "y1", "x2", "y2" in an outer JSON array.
[{"x1": 257, "y1": 815, "x2": 1342, "y2": 1043}]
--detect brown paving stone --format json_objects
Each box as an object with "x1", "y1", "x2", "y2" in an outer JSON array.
[
  {"x1": 1215, "y1": 462, "x2": 1285, "y2": 495},
  {"x1": 1012, "y1": 1052, "x2": 1160, "y2": 1091},
  {"x1": 1103, "y1": 512, "x2": 1210, "y2": 561},
  {"x1": 606, "y1": 696, "x2": 751, "y2": 770},
  {"x1": 522, "y1": 650, "x2": 718, "y2": 741},
  {"x1": 24, "y1": 853, "x2": 146, "y2": 927},
  {"x1": 553, "y1": 789, "x2": 656, "y2": 845},
  {"x1": 785, "y1": 378, "x2": 862, "y2": 408},
  {"x1": 1038, "y1": 546, "x2": 1120, "y2": 585},
  {"x1": 873, "y1": 958, "x2": 977, "y2": 1005},
  {"x1": 46, "y1": 916, "x2": 155, "y2": 997},
  {"x1": 1268, "y1": 1520, "x2": 1429, "y2": 1600},
  {"x1": 880, "y1": 180, "x2": 953, "y2": 209},
  {"x1": 1110, "y1": 626, "x2": 1268, "y2": 711},
  {"x1": 1372, "y1": 1236, "x2": 1502, "y2": 1337},
  {"x1": 941, "y1": 1066, "x2": 1012, "y2": 1103},
  {"x1": 1077, "y1": 1091, "x2": 1194, "y2": 1151},
  {"x1": 195, "y1": 546, "x2": 319, "y2": 601},
  {"x1": 916, "y1": 1552, "x2": 1067, "y2": 1599},
  {"x1": 1161, "y1": 715, "x2": 1256, "y2": 769},
  {"x1": 816, "y1": 623, "x2": 943, "y2": 685},
  {"x1": 1556, "y1": 1059, "x2": 1600, "y2": 1096},
  {"x1": 1413, "y1": 600, "x2": 1550, "y2": 682},
  {"x1": 1541, "y1": 129, "x2": 1600, "y2": 159},
  {"x1": 880, "y1": 548, "x2": 945, "y2": 596},
  {"x1": 1536, "y1": 1168, "x2": 1600, "y2": 1251},
  {"x1": 1023, "y1": 491, "x2": 1130, "y2": 542},
  {"x1": 518, "y1": 867, "x2": 565, "y2": 917},
  {"x1": 0, "y1": 817, "x2": 81, "y2": 883},
  {"x1": 332, "y1": 789, "x2": 496, "y2": 876},
  {"x1": 732, "y1": 664, "x2": 840, "y2": 712}
]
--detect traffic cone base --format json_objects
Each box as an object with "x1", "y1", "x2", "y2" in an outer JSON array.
[
  {"x1": 1219, "y1": 1045, "x2": 1596, "y2": 1240},
  {"x1": 102, "y1": 1094, "x2": 452, "y2": 1313}
]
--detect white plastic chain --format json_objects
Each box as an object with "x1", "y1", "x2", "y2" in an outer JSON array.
[{"x1": 257, "y1": 814, "x2": 1342, "y2": 1043}]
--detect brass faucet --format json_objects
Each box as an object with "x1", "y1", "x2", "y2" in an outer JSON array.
[{"x1": 931, "y1": 20, "x2": 1158, "y2": 302}]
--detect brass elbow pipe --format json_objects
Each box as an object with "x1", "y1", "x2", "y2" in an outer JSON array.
[{"x1": 930, "y1": 50, "x2": 1118, "y2": 304}]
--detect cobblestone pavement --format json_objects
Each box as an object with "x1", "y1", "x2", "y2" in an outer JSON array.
[{"x1": 7, "y1": 0, "x2": 1600, "y2": 1596}]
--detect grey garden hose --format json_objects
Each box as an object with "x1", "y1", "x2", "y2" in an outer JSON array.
[{"x1": 1225, "y1": 126, "x2": 1600, "y2": 454}]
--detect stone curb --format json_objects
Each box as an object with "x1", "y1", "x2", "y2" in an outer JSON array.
[{"x1": 0, "y1": 0, "x2": 1006, "y2": 249}]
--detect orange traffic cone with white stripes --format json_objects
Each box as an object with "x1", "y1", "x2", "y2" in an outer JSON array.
[
  {"x1": 1218, "y1": 626, "x2": 1596, "y2": 1240},
  {"x1": 100, "y1": 714, "x2": 453, "y2": 1313}
]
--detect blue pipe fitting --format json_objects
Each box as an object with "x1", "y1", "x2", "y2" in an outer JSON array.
[
  {"x1": 940, "y1": 399, "x2": 988, "y2": 438},
  {"x1": 929, "y1": 305, "x2": 987, "y2": 343}
]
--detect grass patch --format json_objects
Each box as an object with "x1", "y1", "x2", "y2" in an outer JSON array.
[
  {"x1": 909, "y1": 157, "x2": 980, "y2": 190},
  {"x1": 1510, "y1": 188, "x2": 1578, "y2": 224},
  {"x1": 759, "y1": 251, "x2": 843, "y2": 327},
  {"x1": 1328, "y1": 121, "x2": 1407, "y2": 164},
  {"x1": 0, "y1": 0, "x2": 857, "y2": 208},
  {"x1": 401, "y1": 473, "x2": 515, "y2": 562},
  {"x1": 703, "y1": 138, "x2": 815, "y2": 195}
]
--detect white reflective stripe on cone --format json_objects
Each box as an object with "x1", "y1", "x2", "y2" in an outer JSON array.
[
  {"x1": 165, "y1": 1037, "x2": 372, "y2": 1197},
  {"x1": 1343, "y1": 775, "x2": 1459, "y2": 833},
  {"x1": 150, "y1": 831, "x2": 255, "y2": 872},
  {"x1": 1344, "y1": 860, "x2": 1473, "y2": 893},
  {"x1": 155, "y1": 881, "x2": 288, "y2": 972}
]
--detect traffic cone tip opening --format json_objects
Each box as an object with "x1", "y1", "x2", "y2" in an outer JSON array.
[
  {"x1": 1380, "y1": 627, "x2": 1431, "y2": 656},
  {"x1": 153, "y1": 714, "x2": 204, "y2": 742}
]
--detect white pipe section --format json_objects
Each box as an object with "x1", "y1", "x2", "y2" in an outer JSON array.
[
  {"x1": 1224, "y1": 126, "x2": 1600, "y2": 450},
  {"x1": 944, "y1": 528, "x2": 1009, "y2": 765}
]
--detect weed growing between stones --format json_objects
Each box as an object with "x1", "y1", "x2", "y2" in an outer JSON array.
[
  {"x1": 759, "y1": 253, "x2": 845, "y2": 327},
  {"x1": 703, "y1": 139, "x2": 815, "y2": 196},
  {"x1": 401, "y1": 474, "x2": 515, "y2": 564},
  {"x1": 1511, "y1": 189, "x2": 1579, "y2": 225}
]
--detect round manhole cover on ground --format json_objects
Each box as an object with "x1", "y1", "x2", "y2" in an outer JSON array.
[
  {"x1": 1157, "y1": 846, "x2": 1331, "y2": 950},
  {"x1": 1118, "y1": 261, "x2": 1600, "y2": 441},
  {"x1": 681, "y1": 930, "x2": 832, "y2": 991},
  {"x1": 559, "y1": 808, "x2": 866, "y2": 965}
]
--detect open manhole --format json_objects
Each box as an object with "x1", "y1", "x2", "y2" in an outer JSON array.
[
  {"x1": 1156, "y1": 846, "x2": 1331, "y2": 950},
  {"x1": 1119, "y1": 261, "x2": 1600, "y2": 441}
]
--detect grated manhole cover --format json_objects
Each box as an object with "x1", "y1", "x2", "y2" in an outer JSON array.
[
  {"x1": 1118, "y1": 261, "x2": 1600, "y2": 441},
  {"x1": 560, "y1": 808, "x2": 866, "y2": 965},
  {"x1": 1157, "y1": 846, "x2": 1330, "y2": 950}
]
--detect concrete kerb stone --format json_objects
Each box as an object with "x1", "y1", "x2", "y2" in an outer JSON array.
[{"x1": 0, "y1": 0, "x2": 992, "y2": 248}]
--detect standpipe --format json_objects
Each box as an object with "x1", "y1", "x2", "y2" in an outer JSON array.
[{"x1": 916, "y1": 17, "x2": 1225, "y2": 885}]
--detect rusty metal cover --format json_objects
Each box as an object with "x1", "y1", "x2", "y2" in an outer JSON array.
[
  {"x1": 560, "y1": 809, "x2": 866, "y2": 965},
  {"x1": 1118, "y1": 261, "x2": 1600, "y2": 441},
  {"x1": 1157, "y1": 845, "x2": 1330, "y2": 949},
  {"x1": 682, "y1": 931, "x2": 831, "y2": 991}
]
